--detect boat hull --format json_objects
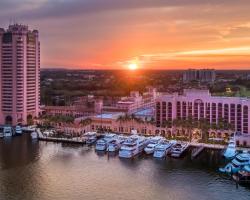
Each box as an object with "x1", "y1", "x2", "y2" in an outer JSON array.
[
  {"x1": 144, "y1": 148, "x2": 154, "y2": 154},
  {"x1": 119, "y1": 149, "x2": 139, "y2": 158},
  {"x1": 95, "y1": 145, "x2": 107, "y2": 151},
  {"x1": 86, "y1": 139, "x2": 96, "y2": 145},
  {"x1": 107, "y1": 145, "x2": 119, "y2": 152},
  {"x1": 153, "y1": 150, "x2": 166, "y2": 158}
]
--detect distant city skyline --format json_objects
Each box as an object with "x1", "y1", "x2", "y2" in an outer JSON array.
[{"x1": 1, "y1": 0, "x2": 250, "y2": 70}]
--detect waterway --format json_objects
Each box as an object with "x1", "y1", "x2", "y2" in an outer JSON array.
[{"x1": 0, "y1": 134, "x2": 250, "y2": 200}]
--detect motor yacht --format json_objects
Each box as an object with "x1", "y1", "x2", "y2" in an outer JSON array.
[
  {"x1": 233, "y1": 164, "x2": 250, "y2": 184},
  {"x1": 84, "y1": 132, "x2": 97, "y2": 144},
  {"x1": 153, "y1": 140, "x2": 176, "y2": 158},
  {"x1": 95, "y1": 133, "x2": 117, "y2": 151},
  {"x1": 119, "y1": 135, "x2": 148, "y2": 158},
  {"x1": 15, "y1": 126, "x2": 23, "y2": 136},
  {"x1": 219, "y1": 150, "x2": 250, "y2": 174},
  {"x1": 31, "y1": 131, "x2": 38, "y2": 139},
  {"x1": 144, "y1": 136, "x2": 164, "y2": 154},
  {"x1": 107, "y1": 136, "x2": 127, "y2": 152},
  {"x1": 170, "y1": 142, "x2": 189, "y2": 158},
  {"x1": 95, "y1": 139, "x2": 108, "y2": 151},
  {"x1": 223, "y1": 137, "x2": 237, "y2": 159},
  {"x1": 3, "y1": 126, "x2": 13, "y2": 137}
]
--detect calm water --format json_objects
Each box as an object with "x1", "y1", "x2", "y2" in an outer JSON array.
[{"x1": 0, "y1": 134, "x2": 250, "y2": 200}]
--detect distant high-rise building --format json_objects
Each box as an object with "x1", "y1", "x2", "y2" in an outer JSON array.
[
  {"x1": 0, "y1": 24, "x2": 40, "y2": 125},
  {"x1": 183, "y1": 69, "x2": 216, "y2": 83}
]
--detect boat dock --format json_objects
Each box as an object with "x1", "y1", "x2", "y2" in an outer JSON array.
[
  {"x1": 36, "y1": 129, "x2": 250, "y2": 151},
  {"x1": 191, "y1": 146, "x2": 205, "y2": 159},
  {"x1": 190, "y1": 142, "x2": 249, "y2": 151},
  {"x1": 37, "y1": 129, "x2": 86, "y2": 144},
  {"x1": 38, "y1": 136, "x2": 86, "y2": 144}
]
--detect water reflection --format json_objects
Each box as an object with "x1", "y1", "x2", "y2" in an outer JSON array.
[
  {"x1": 0, "y1": 134, "x2": 40, "y2": 169},
  {"x1": 0, "y1": 135, "x2": 250, "y2": 200}
]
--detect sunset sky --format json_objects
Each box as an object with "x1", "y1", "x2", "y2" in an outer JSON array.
[{"x1": 1, "y1": 0, "x2": 250, "y2": 70}]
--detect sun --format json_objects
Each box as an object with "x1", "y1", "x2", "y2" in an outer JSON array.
[{"x1": 128, "y1": 63, "x2": 138, "y2": 70}]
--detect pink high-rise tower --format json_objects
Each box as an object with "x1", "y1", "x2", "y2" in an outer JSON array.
[{"x1": 0, "y1": 24, "x2": 40, "y2": 125}]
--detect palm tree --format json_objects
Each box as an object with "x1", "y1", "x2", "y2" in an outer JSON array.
[
  {"x1": 116, "y1": 115, "x2": 124, "y2": 132},
  {"x1": 172, "y1": 119, "x2": 188, "y2": 138},
  {"x1": 116, "y1": 115, "x2": 125, "y2": 122},
  {"x1": 198, "y1": 118, "x2": 211, "y2": 143},
  {"x1": 217, "y1": 118, "x2": 225, "y2": 130},
  {"x1": 134, "y1": 117, "x2": 144, "y2": 124},
  {"x1": 183, "y1": 117, "x2": 195, "y2": 142},
  {"x1": 211, "y1": 123, "x2": 218, "y2": 130},
  {"x1": 80, "y1": 118, "x2": 92, "y2": 126},
  {"x1": 27, "y1": 115, "x2": 34, "y2": 125},
  {"x1": 162, "y1": 120, "x2": 172, "y2": 128}
]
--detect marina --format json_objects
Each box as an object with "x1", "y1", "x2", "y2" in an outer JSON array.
[
  {"x1": 1, "y1": 2, "x2": 250, "y2": 199},
  {"x1": 36, "y1": 130, "x2": 250, "y2": 183},
  {"x1": 1, "y1": 133, "x2": 250, "y2": 200}
]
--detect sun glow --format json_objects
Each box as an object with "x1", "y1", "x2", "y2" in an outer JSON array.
[{"x1": 128, "y1": 63, "x2": 138, "y2": 70}]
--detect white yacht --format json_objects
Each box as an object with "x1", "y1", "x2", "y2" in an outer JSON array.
[
  {"x1": 170, "y1": 142, "x2": 189, "y2": 158},
  {"x1": 219, "y1": 150, "x2": 250, "y2": 174},
  {"x1": 84, "y1": 132, "x2": 97, "y2": 144},
  {"x1": 223, "y1": 137, "x2": 237, "y2": 159},
  {"x1": 107, "y1": 136, "x2": 127, "y2": 152},
  {"x1": 95, "y1": 133, "x2": 117, "y2": 151},
  {"x1": 119, "y1": 135, "x2": 148, "y2": 158},
  {"x1": 144, "y1": 136, "x2": 164, "y2": 154},
  {"x1": 15, "y1": 126, "x2": 23, "y2": 136},
  {"x1": 31, "y1": 131, "x2": 38, "y2": 139},
  {"x1": 153, "y1": 140, "x2": 176, "y2": 158},
  {"x1": 3, "y1": 127, "x2": 13, "y2": 137},
  {"x1": 95, "y1": 139, "x2": 107, "y2": 151}
]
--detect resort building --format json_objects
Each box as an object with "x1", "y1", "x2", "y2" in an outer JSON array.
[
  {"x1": 183, "y1": 69, "x2": 216, "y2": 83},
  {"x1": 45, "y1": 87, "x2": 160, "y2": 119},
  {"x1": 104, "y1": 86, "x2": 159, "y2": 114},
  {"x1": 156, "y1": 89, "x2": 250, "y2": 134},
  {"x1": 43, "y1": 105, "x2": 96, "y2": 118},
  {"x1": 43, "y1": 99, "x2": 103, "y2": 118},
  {"x1": 0, "y1": 24, "x2": 40, "y2": 125},
  {"x1": 89, "y1": 113, "x2": 157, "y2": 135}
]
